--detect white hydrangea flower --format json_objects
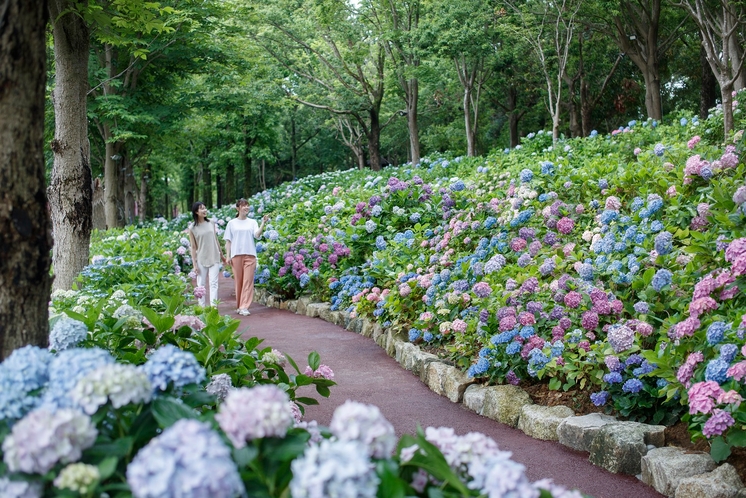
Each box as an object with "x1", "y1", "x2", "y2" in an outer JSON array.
[
  {"x1": 329, "y1": 401, "x2": 396, "y2": 458},
  {"x1": 0, "y1": 477, "x2": 42, "y2": 498},
  {"x1": 215, "y1": 386, "x2": 294, "y2": 448},
  {"x1": 54, "y1": 463, "x2": 100, "y2": 493},
  {"x1": 70, "y1": 364, "x2": 152, "y2": 415},
  {"x1": 111, "y1": 290, "x2": 126, "y2": 301},
  {"x1": 290, "y1": 439, "x2": 379, "y2": 498},
  {"x1": 3, "y1": 408, "x2": 97, "y2": 474},
  {"x1": 206, "y1": 373, "x2": 234, "y2": 402}
]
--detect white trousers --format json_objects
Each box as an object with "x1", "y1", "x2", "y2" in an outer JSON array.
[{"x1": 197, "y1": 261, "x2": 221, "y2": 307}]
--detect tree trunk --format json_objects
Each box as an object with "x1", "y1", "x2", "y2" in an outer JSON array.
[
  {"x1": 225, "y1": 163, "x2": 235, "y2": 205},
  {"x1": 139, "y1": 170, "x2": 147, "y2": 222},
  {"x1": 700, "y1": 42, "x2": 718, "y2": 119},
  {"x1": 721, "y1": 82, "x2": 735, "y2": 138},
  {"x1": 243, "y1": 156, "x2": 252, "y2": 198},
  {"x1": 104, "y1": 138, "x2": 124, "y2": 228},
  {"x1": 0, "y1": 0, "x2": 53, "y2": 359},
  {"x1": 464, "y1": 86, "x2": 476, "y2": 156},
  {"x1": 122, "y1": 155, "x2": 136, "y2": 224},
  {"x1": 367, "y1": 108, "x2": 382, "y2": 171},
  {"x1": 406, "y1": 79, "x2": 420, "y2": 165},
  {"x1": 48, "y1": 0, "x2": 92, "y2": 291},
  {"x1": 641, "y1": 66, "x2": 663, "y2": 120},
  {"x1": 203, "y1": 165, "x2": 212, "y2": 208}
]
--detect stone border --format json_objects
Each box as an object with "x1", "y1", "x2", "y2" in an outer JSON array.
[{"x1": 255, "y1": 289, "x2": 746, "y2": 498}]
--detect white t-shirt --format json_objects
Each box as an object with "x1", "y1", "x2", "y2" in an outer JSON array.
[{"x1": 223, "y1": 218, "x2": 261, "y2": 258}]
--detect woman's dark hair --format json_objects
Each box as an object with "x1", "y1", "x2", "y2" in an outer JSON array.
[
  {"x1": 235, "y1": 198, "x2": 248, "y2": 217},
  {"x1": 191, "y1": 202, "x2": 205, "y2": 224}
]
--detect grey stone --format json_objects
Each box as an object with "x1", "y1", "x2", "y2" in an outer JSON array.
[
  {"x1": 296, "y1": 297, "x2": 311, "y2": 315},
  {"x1": 557, "y1": 413, "x2": 618, "y2": 452},
  {"x1": 372, "y1": 323, "x2": 385, "y2": 342},
  {"x1": 266, "y1": 295, "x2": 275, "y2": 308},
  {"x1": 317, "y1": 304, "x2": 334, "y2": 322},
  {"x1": 361, "y1": 319, "x2": 375, "y2": 338},
  {"x1": 375, "y1": 327, "x2": 388, "y2": 348},
  {"x1": 463, "y1": 384, "x2": 489, "y2": 414},
  {"x1": 422, "y1": 362, "x2": 473, "y2": 402},
  {"x1": 589, "y1": 423, "x2": 651, "y2": 475},
  {"x1": 675, "y1": 463, "x2": 744, "y2": 498},
  {"x1": 517, "y1": 405, "x2": 575, "y2": 441},
  {"x1": 286, "y1": 300, "x2": 298, "y2": 313},
  {"x1": 385, "y1": 330, "x2": 405, "y2": 357},
  {"x1": 347, "y1": 317, "x2": 363, "y2": 334},
  {"x1": 278, "y1": 299, "x2": 287, "y2": 310},
  {"x1": 254, "y1": 289, "x2": 265, "y2": 304},
  {"x1": 640, "y1": 447, "x2": 717, "y2": 497},
  {"x1": 305, "y1": 302, "x2": 325, "y2": 318},
  {"x1": 481, "y1": 385, "x2": 533, "y2": 428},
  {"x1": 395, "y1": 342, "x2": 440, "y2": 377}
]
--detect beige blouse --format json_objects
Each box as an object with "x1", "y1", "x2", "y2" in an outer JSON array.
[{"x1": 190, "y1": 221, "x2": 221, "y2": 267}]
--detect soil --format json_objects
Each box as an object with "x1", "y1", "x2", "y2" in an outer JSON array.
[{"x1": 523, "y1": 383, "x2": 746, "y2": 485}]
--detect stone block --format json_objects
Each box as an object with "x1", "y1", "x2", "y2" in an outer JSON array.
[
  {"x1": 517, "y1": 404, "x2": 575, "y2": 441},
  {"x1": 372, "y1": 323, "x2": 385, "y2": 342},
  {"x1": 422, "y1": 362, "x2": 472, "y2": 402},
  {"x1": 640, "y1": 447, "x2": 717, "y2": 497},
  {"x1": 347, "y1": 317, "x2": 363, "y2": 334},
  {"x1": 361, "y1": 319, "x2": 375, "y2": 338},
  {"x1": 463, "y1": 384, "x2": 489, "y2": 414},
  {"x1": 266, "y1": 295, "x2": 275, "y2": 308},
  {"x1": 385, "y1": 330, "x2": 405, "y2": 357},
  {"x1": 589, "y1": 422, "x2": 650, "y2": 475},
  {"x1": 305, "y1": 302, "x2": 326, "y2": 318},
  {"x1": 676, "y1": 463, "x2": 744, "y2": 498},
  {"x1": 557, "y1": 413, "x2": 618, "y2": 452},
  {"x1": 317, "y1": 304, "x2": 334, "y2": 322},
  {"x1": 481, "y1": 385, "x2": 533, "y2": 428},
  {"x1": 287, "y1": 300, "x2": 298, "y2": 313},
  {"x1": 296, "y1": 297, "x2": 311, "y2": 315},
  {"x1": 395, "y1": 342, "x2": 440, "y2": 377}
]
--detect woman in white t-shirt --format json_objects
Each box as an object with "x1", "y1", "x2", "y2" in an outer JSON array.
[
  {"x1": 223, "y1": 198, "x2": 268, "y2": 316},
  {"x1": 188, "y1": 202, "x2": 227, "y2": 307}
]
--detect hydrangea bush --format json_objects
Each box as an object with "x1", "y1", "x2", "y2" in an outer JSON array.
[{"x1": 175, "y1": 103, "x2": 746, "y2": 462}]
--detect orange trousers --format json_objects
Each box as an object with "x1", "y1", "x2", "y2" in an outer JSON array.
[{"x1": 232, "y1": 254, "x2": 257, "y2": 310}]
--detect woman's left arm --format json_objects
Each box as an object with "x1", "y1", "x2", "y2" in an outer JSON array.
[{"x1": 255, "y1": 215, "x2": 269, "y2": 238}]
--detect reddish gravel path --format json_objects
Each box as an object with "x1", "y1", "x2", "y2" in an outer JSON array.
[{"x1": 217, "y1": 276, "x2": 663, "y2": 498}]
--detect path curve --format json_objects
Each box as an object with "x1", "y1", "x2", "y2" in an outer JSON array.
[{"x1": 217, "y1": 276, "x2": 663, "y2": 498}]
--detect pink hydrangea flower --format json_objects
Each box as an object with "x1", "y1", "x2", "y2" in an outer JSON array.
[
  {"x1": 689, "y1": 297, "x2": 718, "y2": 317},
  {"x1": 687, "y1": 136, "x2": 701, "y2": 149},
  {"x1": 564, "y1": 291, "x2": 583, "y2": 309},
  {"x1": 556, "y1": 217, "x2": 575, "y2": 234},
  {"x1": 717, "y1": 390, "x2": 743, "y2": 407},
  {"x1": 666, "y1": 185, "x2": 677, "y2": 197},
  {"x1": 727, "y1": 361, "x2": 746, "y2": 381},
  {"x1": 452, "y1": 319, "x2": 467, "y2": 333},
  {"x1": 605, "y1": 196, "x2": 622, "y2": 211},
  {"x1": 688, "y1": 381, "x2": 724, "y2": 415}
]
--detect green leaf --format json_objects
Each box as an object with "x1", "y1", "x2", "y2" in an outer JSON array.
[
  {"x1": 710, "y1": 436, "x2": 732, "y2": 462},
  {"x1": 308, "y1": 351, "x2": 320, "y2": 371},
  {"x1": 151, "y1": 398, "x2": 197, "y2": 428},
  {"x1": 97, "y1": 456, "x2": 119, "y2": 480},
  {"x1": 233, "y1": 445, "x2": 259, "y2": 467}
]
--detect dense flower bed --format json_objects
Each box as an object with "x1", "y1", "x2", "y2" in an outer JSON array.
[
  {"x1": 0, "y1": 223, "x2": 580, "y2": 496},
  {"x1": 155, "y1": 104, "x2": 746, "y2": 462}
]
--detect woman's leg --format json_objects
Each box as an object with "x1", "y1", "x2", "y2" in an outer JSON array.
[
  {"x1": 196, "y1": 260, "x2": 208, "y2": 307},
  {"x1": 238, "y1": 255, "x2": 257, "y2": 310},
  {"x1": 232, "y1": 255, "x2": 246, "y2": 310},
  {"x1": 207, "y1": 263, "x2": 220, "y2": 307}
]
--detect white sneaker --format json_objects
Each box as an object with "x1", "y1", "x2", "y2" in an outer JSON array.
[{"x1": 238, "y1": 309, "x2": 250, "y2": 316}]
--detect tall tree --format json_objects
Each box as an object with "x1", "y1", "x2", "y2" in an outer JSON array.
[
  {"x1": 0, "y1": 0, "x2": 53, "y2": 358},
  {"x1": 426, "y1": 0, "x2": 498, "y2": 155},
  {"x1": 252, "y1": 0, "x2": 389, "y2": 170},
  {"x1": 48, "y1": 0, "x2": 92, "y2": 291},
  {"x1": 675, "y1": 0, "x2": 746, "y2": 137}
]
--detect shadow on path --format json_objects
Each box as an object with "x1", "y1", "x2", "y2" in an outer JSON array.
[{"x1": 217, "y1": 276, "x2": 663, "y2": 498}]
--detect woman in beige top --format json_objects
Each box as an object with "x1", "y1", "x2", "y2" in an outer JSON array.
[{"x1": 188, "y1": 202, "x2": 227, "y2": 307}]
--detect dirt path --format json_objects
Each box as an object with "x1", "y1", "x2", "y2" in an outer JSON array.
[{"x1": 217, "y1": 276, "x2": 663, "y2": 498}]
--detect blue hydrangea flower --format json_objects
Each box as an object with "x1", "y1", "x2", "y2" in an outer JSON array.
[
  {"x1": 142, "y1": 345, "x2": 206, "y2": 392},
  {"x1": 704, "y1": 358, "x2": 729, "y2": 383},
  {"x1": 505, "y1": 341, "x2": 521, "y2": 355},
  {"x1": 706, "y1": 321, "x2": 730, "y2": 345},
  {"x1": 654, "y1": 231, "x2": 673, "y2": 255},
  {"x1": 408, "y1": 328, "x2": 421, "y2": 342},
  {"x1": 622, "y1": 379, "x2": 643, "y2": 393},
  {"x1": 49, "y1": 317, "x2": 89, "y2": 351},
  {"x1": 634, "y1": 301, "x2": 650, "y2": 314},
  {"x1": 1, "y1": 345, "x2": 52, "y2": 393},
  {"x1": 719, "y1": 343, "x2": 738, "y2": 363},
  {"x1": 42, "y1": 347, "x2": 115, "y2": 409},
  {"x1": 299, "y1": 273, "x2": 311, "y2": 287},
  {"x1": 654, "y1": 143, "x2": 665, "y2": 156},
  {"x1": 603, "y1": 372, "x2": 623, "y2": 384},
  {"x1": 651, "y1": 269, "x2": 672, "y2": 291},
  {"x1": 423, "y1": 332, "x2": 434, "y2": 342},
  {"x1": 450, "y1": 180, "x2": 466, "y2": 191},
  {"x1": 127, "y1": 419, "x2": 244, "y2": 498},
  {"x1": 590, "y1": 391, "x2": 608, "y2": 406},
  {"x1": 467, "y1": 358, "x2": 490, "y2": 378},
  {"x1": 598, "y1": 179, "x2": 609, "y2": 189},
  {"x1": 519, "y1": 169, "x2": 534, "y2": 182}
]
